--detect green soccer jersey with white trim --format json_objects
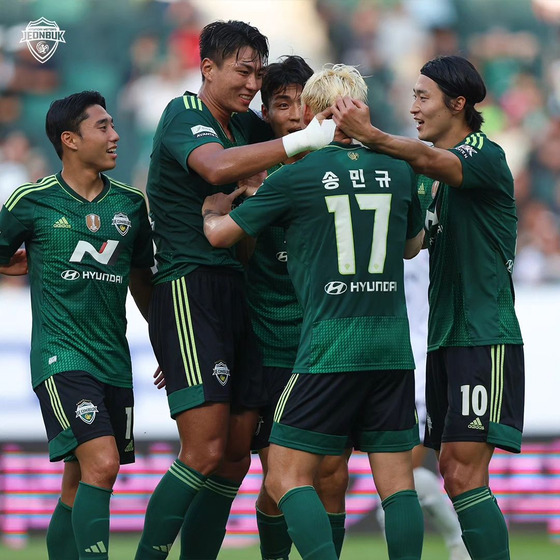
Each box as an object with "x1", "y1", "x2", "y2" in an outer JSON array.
[
  {"x1": 0, "y1": 173, "x2": 153, "y2": 388},
  {"x1": 244, "y1": 163, "x2": 303, "y2": 369},
  {"x1": 147, "y1": 93, "x2": 272, "y2": 284},
  {"x1": 231, "y1": 143, "x2": 423, "y2": 374},
  {"x1": 425, "y1": 132, "x2": 523, "y2": 350}
]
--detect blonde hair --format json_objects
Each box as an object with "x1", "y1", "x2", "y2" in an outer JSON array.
[{"x1": 301, "y1": 64, "x2": 368, "y2": 114}]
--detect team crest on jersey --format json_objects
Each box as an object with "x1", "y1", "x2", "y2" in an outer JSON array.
[
  {"x1": 20, "y1": 18, "x2": 66, "y2": 64},
  {"x1": 212, "y1": 361, "x2": 230, "y2": 386},
  {"x1": 347, "y1": 151, "x2": 359, "y2": 161},
  {"x1": 112, "y1": 213, "x2": 131, "y2": 236},
  {"x1": 75, "y1": 400, "x2": 98, "y2": 424},
  {"x1": 86, "y1": 214, "x2": 101, "y2": 232}
]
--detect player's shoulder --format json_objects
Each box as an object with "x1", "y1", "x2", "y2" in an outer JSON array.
[
  {"x1": 454, "y1": 131, "x2": 503, "y2": 159},
  {"x1": 105, "y1": 175, "x2": 146, "y2": 202},
  {"x1": 3, "y1": 174, "x2": 59, "y2": 211}
]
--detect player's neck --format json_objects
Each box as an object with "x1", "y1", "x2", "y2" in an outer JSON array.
[
  {"x1": 198, "y1": 89, "x2": 233, "y2": 140},
  {"x1": 60, "y1": 165, "x2": 105, "y2": 201},
  {"x1": 433, "y1": 122, "x2": 473, "y2": 150}
]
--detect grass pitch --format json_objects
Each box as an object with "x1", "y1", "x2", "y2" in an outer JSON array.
[{"x1": 1, "y1": 532, "x2": 558, "y2": 559}]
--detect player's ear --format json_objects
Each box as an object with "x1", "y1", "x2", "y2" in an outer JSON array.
[
  {"x1": 201, "y1": 58, "x2": 215, "y2": 81},
  {"x1": 302, "y1": 104, "x2": 314, "y2": 126},
  {"x1": 451, "y1": 95, "x2": 467, "y2": 114},
  {"x1": 261, "y1": 104, "x2": 269, "y2": 123},
  {"x1": 60, "y1": 131, "x2": 78, "y2": 153}
]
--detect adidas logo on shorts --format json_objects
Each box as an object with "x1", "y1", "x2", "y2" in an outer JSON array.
[{"x1": 468, "y1": 417, "x2": 484, "y2": 430}]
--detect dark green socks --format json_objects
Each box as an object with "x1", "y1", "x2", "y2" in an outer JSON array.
[
  {"x1": 47, "y1": 499, "x2": 79, "y2": 560},
  {"x1": 72, "y1": 482, "x2": 112, "y2": 559},
  {"x1": 381, "y1": 489, "x2": 424, "y2": 560},
  {"x1": 278, "y1": 486, "x2": 338, "y2": 560},
  {"x1": 452, "y1": 486, "x2": 510, "y2": 560},
  {"x1": 179, "y1": 475, "x2": 241, "y2": 559},
  {"x1": 135, "y1": 460, "x2": 206, "y2": 559}
]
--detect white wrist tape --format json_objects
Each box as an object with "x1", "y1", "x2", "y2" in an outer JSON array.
[{"x1": 282, "y1": 117, "x2": 336, "y2": 157}]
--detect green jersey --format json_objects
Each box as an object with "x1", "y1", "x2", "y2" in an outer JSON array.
[
  {"x1": 231, "y1": 143, "x2": 423, "y2": 374},
  {"x1": 426, "y1": 132, "x2": 523, "y2": 350},
  {"x1": 147, "y1": 93, "x2": 272, "y2": 284},
  {"x1": 0, "y1": 173, "x2": 153, "y2": 388},
  {"x1": 244, "y1": 164, "x2": 303, "y2": 368}
]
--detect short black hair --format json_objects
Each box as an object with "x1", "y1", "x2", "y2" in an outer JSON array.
[
  {"x1": 45, "y1": 90, "x2": 106, "y2": 160},
  {"x1": 199, "y1": 20, "x2": 269, "y2": 69},
  {"x1": 421, "y1": 55, "x2": 486, "y2": 131},
  {"x1": 261, "y1": 56, "x2": 314, "y2": 109}
]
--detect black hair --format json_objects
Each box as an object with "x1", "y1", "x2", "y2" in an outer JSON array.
[
  {"x1": 45, "y1": 90, "x2": 106, "y2": 160},
  {"x1": 421, "y1": 55, "x2": 486, "y2": 131},
  {"x1": 199, "y1": 20, "x2": 268, "y2": 70},
  {"x1": 261, "y1": 55, "x2": 314, "y2": 108}
]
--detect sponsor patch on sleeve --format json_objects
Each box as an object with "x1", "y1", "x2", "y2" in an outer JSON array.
[{"x1": 191, "y1": 125, "x2": 218, "y2": 138}]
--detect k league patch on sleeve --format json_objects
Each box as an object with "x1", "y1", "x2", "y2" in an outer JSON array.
[{"x1": 191, "y1": 125, "x2": 218, "y2": 138}]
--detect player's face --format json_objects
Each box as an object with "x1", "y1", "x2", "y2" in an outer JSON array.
[
  {"x1": 74, "y1": 104, "x2": 119, "y2": 172},
  {"x1": 208, "y1": 47, "x2": 263, "y2": 114},
  {"x1": 262, "y1": 85, "x2": 304, "y2": 139},
  {"x1": 410, "y1": 74, "x2": 454, "y2": 147}
]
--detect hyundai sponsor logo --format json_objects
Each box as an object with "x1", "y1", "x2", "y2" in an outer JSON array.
[
  {"x1": 61, "y1": 269, "x2": 80, "y2": 281},
  {"x1": 276, "y1": 251, "x2": 288, "y2": 262},
  {"x1": 324, "y1": 281, "x2": 348, "y2": 295}
]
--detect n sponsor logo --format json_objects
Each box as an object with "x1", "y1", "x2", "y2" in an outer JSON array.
[
  {"x1": 324, "y1": 281, "x2": 347, "y2": 295},
  {"x1": 20, "y1": 18, "x2": 66, "y2": 64},
  {"x1": 70, "y1": 240, "x2": 121, "y2": 265},
  {"x1": 75, "y1": 400, "x2": 98, "y2": 425}
]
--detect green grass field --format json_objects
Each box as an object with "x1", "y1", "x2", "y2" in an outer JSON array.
[{"x1": 1, "y1": 532, "x2": 558, "y2": 559}]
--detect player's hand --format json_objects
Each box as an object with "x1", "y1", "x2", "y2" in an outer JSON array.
[
  {"x1": 153, "y1": 366, "x2": 166, "y2": 390},
  {"x1": 282, "y1": 116, "x2": 336, "y2": 157},
  {"x1": 0, "y1": 249, "x2": 28, "y2": 276},
  {"x1": 326, "y1": 96, "x2": 373, "y2": 144},
  {"x1": 238, "y1": 170, "x2": 267, "y2": 197},
  {"x1": 202, "y1": 188, "x2": 247, "y2": 217}
]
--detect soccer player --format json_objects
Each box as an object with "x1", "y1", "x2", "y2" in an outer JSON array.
[
  {"x1": 247, "y1": 55, "x2": 349, "y2": 560},
  {"x1": 329, "y1": 55, "x2": 524, "y2": 560},
  {"x1": 135, "y1": 21, "x2": 335, "y2": 560},
  {"x1": 0, "y1": 90, "x2": 154, "y2": 560},
  {"x1": 202, "y1": 63, "x2": 425, "y2": 560},
  {"x1": 377, "y1": 176, "x2": 470, "y2": 560}
]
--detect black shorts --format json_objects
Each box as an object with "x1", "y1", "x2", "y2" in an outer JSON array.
[
  {"x1": 149, "y1": 268, "x2": 266, "y2": 418},
  {"x1": 270, "y1": 370, "x2": 419, "y2": 456},
  {"x1": 252, "y1": 366, "x2": 292, "y2": 451},
  {"x1": 34, "y1": 371, "x2": 134, "y2": 463},
  {"x1": 424, "y1": 345, "x2": 524, "y2": 453}
]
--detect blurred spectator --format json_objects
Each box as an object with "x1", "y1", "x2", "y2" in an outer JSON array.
[{"x1": 0, "y1": 130, "x2": 48, "y2": 205}]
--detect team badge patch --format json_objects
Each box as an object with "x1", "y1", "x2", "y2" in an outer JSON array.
[
  {"x1": 112, "y1": 213, "x2": 131, "y2": 236},
  {"x1": 347, "y1": 151, "x2": 359, "y2": 161},
  {"x1": 212, "y1": 361, "x2": 230, "y2": 386},
  {"x1": 75, "y1": 400, "x2": 98, "y2": 425},
  {"x1": 86, "y1": 214, "x2": 101, "y2": 232},
  {"x1": 20, "y1": 18, "x2": 66, "y2": 64}
]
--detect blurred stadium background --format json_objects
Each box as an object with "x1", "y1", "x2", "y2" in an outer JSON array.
[{"x1": 0, "y1": 0, "x2": 559, "y2": 556}]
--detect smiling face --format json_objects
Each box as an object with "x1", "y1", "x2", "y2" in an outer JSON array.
[
  {"x1": 72, "y1": 104, "x2": 119, "y2": 172},
  {"x1": 262, "y1": 84, "x2": 304, "y2": 139},
  {"x1": 410, "y1": 74, "x2": 456, "y2": 148},
  {"x1": 202, "y1": 46, "x2": 263, "y2": 115}
]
